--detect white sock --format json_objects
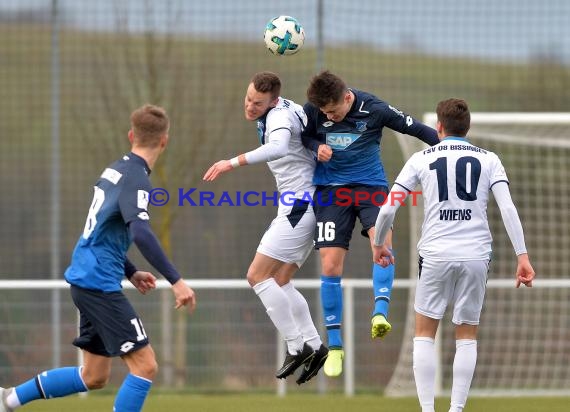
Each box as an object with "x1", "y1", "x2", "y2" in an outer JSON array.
[
  {"x1": 413, "y1": 337, "x2": 436, "y2": 412},
  {"x1": 6, "y1": 389, "x2": 22, "y2": 409},
  {"x1": 253, "y1": 278, "x2": 304, "y2": 353},
  {"x1": 281, "y1": 282, "x2": 322, "y2": 350},
  {"x1": 449, "y1": 339, "x2": 477, "y2": 412}
]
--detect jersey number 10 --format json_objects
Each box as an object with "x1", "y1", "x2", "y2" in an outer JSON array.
[{"x1": 429, "y1": 156, "x2": 482, "y2": 202}]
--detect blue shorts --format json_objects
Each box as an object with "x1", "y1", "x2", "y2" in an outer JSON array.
[
  {"x1": 70, "y1": 285, "x2": 149, "y2": 357},
  {"x1": 313, "y1": 184, "x2": 388, "y2": 249}
]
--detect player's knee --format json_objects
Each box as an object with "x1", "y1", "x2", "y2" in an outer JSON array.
[
  {"x1": 246, "y1": 270, "x2": 270, "y2": 287},
  {"x1": 144, "y1": 359, "x2": 159, "y2": 379},
  {"x1": 83, "y1": 371, "x2": 110, "y2": 390}
]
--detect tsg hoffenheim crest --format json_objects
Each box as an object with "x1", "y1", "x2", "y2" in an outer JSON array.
[{"x1": 355, "y1": 121, "x2": 367, "y2": 132}]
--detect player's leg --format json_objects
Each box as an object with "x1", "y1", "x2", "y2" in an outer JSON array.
[
  {"x1": 115, "y1": 345, "x2": 157, "y2": 412},
  {"x1": 368, "y1": 227, "x2": 394, "y2": 338},
  {"x1": 0, "y1": 354, "x2": 98, "y2": 411},
  {"x1": 448, "y1": 260, "x2": 487, "y2": 412},
  {"x1": 414, "y1": 313, "x2": 440, "y2": 412},
  {"x1": 248, "y1": 251, "x2": 314, "y2": 379},
  {"x1": 449, "y1": 325, "x2": 478, "y2": 412},
  {"x1": 252, "y1": 206, "x2": 320, "y2": 378},
  {"x1": 413, "y1": 258, "x2": 453, "y2": 412},
  {"x1": 361, "y1": 185, "x2": 394, "y2": 338},
  {"x1": 0, "y1": 285, "x2": 119, "y2": 411},
  {"x1": 274, "y1": 203, "x2": 328, "y2": 384},
  {"x1": 275, "y1": 264, "x2": 322, "y2": 351},
  {"x1": 314, "y1": 186, "x2": 355, "y2": 377},
  {"x1": 276, "y1": 264, "x2": 328, "y2": 384},
  {"x1": 70, "y1": 285, "x2": 155, "y2": 412}
]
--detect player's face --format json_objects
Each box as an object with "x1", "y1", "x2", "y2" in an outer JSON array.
[
  {"x1": 319, "y1": 90, "x2": 352, "y2": 122},
  {"x1": 244, "y1": 83, "x2": 277, "y2": 121}
]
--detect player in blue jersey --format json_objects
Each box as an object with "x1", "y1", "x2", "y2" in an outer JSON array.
[
  {"x1": 301, "y1": 70, "x2": 439, "y2": 377},
  {"x1": 0, "y1": 104, "x2": 196, "y2": 412}
]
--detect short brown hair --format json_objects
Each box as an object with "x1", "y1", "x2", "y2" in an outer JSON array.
[
  {"x1": 436, "y1": 98, "x2": 470, "y2": 137},
  {"x1": 251, "y1": 71, "x2": 281, "y2": 100},
  {"x1": 130, "y1": 104, "x2": 169, "y2": 147},
  {"x1": 306, "y1": 70, "x2": 347, "y2": 108}
]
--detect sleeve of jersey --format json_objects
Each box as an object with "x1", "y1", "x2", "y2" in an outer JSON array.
[
  {"x1": 124, "y1": 257, "x2": 138, "y2": 279},
  {"x1": 491, "y1": 181, "x2": 527, "y2": 255},
  {"x1": 378, "y1": 101, "x2": 439, "y2": 146},
  {"x1": 374, "y1": 157, "x2": 418, "y2": 245},
  {"x1": 118, "y1": 170, "x2": 152, "y2": 224},
  {"x1": 300, "y1": 103, "x2": 323, "y2": 152},
  {"x1": 244, "y1": 116, "x2": 291, "y2": 164},
  {"x1": 128, "y1": 220, "x2": 182, "y2": 285},
  {"x1": 374, "y1": 186, "x2": 408, "y2": 246}
]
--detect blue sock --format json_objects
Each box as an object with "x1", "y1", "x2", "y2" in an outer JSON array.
[
  {"x1": 15, "y1": 366, "x2": 88, "y2": 405},
  {"x1": 321, "y1": 275, "x2": 343, "y2": 348},
  {"x1": 113, "y1": 373, "x2": 152, "y2": 412},
  {"x1": 372, "y1": 258, "x2": 395, "y2": 318}
]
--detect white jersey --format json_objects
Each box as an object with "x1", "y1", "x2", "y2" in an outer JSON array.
[
  {"x1": 257, "y1": 97, "x2": 316, "y2": 198},
  {"x1": 395, "y1": 137, "x2": 508, "y2": 260}
]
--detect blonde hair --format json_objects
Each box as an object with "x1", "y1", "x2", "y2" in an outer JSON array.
[{"x1": 130, "y1": 104, "x2": 169, "y2": 147}]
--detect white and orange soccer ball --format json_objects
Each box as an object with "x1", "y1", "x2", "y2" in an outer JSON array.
[{"x1": 263, "y1": 15, "x2": 305, "y2": 56}]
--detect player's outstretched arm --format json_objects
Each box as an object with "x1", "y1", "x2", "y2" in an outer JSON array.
[{"x1": 203, "y1": 158, "x2": 237, "y2": 181}]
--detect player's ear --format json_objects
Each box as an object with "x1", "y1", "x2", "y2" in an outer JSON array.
[
  {"x1": 128, "y1": 129, "x2": 135, "y2": 144},
  {"x1": 160, "y1": 133, "x2": 169, "y2": 149},
  {"x1": 436, "y1": 121, "x2": 444, "y2": 136}
]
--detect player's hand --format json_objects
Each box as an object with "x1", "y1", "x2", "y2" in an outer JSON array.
[
  {"x1": 172, "y1": 279, "x2": 197, "y2": 312},
  {"x1": 317, "y1": 144, "x2": 333, "y2": 162},
  {"x1": 203, "y1": 160, "x2": 232, "y2": 181},
  {"x1": 515, "y1": 253, "x2": 535, "y2": 288},
  {"x1": 129, "y1": 271, "x2": 157, "y2": 295},
  {"x1": 373, "y1": 245, "x2": 395, "y2": 267}
]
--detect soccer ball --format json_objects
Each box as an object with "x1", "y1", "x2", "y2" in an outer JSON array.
[{"x1": 264, "y1": 15, "x2": 305, "y2": 56}]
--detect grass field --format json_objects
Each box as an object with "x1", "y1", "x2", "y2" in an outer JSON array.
[{"x1": 19, "y1": 393, "x2": 570, "y2": 412}]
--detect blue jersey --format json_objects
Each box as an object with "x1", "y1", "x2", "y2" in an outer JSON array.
[
  {"x1": 302, "y1": 89, "x2": 438, "y2": 186},
  {"x1": 65, "y1": 153, "x2": 152, "y2": 292}
]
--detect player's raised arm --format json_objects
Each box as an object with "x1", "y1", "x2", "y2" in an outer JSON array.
[
  {"x1": 203, "y1": 128, "x2": 292, "y2": 181},
  {"x1": 379, "y1": 101, "x2": 439, "y2": 146}
]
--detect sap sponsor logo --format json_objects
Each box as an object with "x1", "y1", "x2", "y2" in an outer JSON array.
[{"x1": 326, "y1": 133, "x2": 360, "y2": 150}]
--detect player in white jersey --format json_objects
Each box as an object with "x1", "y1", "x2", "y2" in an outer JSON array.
[
  {"x1": 203, "y1": 72, "x2": 327, "y2": 385},
  {"x1": 372, "y1": 98, "x2": 535, "y2": 412}
]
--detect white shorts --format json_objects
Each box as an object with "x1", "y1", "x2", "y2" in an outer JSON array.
[
  {"x1": 414, "y1": 258, "x2": 489, "y2": 325},
  {"x1": 257, "y1": 199, "x2": 315, "y2": 267}
]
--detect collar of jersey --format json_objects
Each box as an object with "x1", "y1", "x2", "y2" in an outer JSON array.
[
  {"x1": 128, "y1": 151, "x2": 152, "y2": 175},
  {"x1": 442, "y1": 136, "x2": 468, "y2": 142}
]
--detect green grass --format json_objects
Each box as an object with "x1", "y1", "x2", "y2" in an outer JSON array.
[{"x1": 20, "y1": 393, "x2": 570, "y2": 412}]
